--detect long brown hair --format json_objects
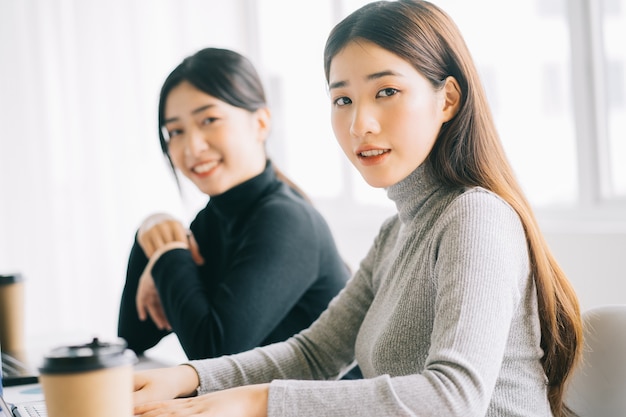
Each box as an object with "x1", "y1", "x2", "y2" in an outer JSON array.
[{"x1": 324, "y1": 1, "x2": 582, "y2": 415}]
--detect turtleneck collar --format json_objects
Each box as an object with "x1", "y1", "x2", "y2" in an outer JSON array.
[
  {"x1": 385, "y1": 162, "x2": 443, "y2": 225},
  {"x1": 209, "y1": 160, "x2": 277, "y2": 219}
]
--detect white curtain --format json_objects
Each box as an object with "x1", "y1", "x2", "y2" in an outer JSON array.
[{"x1": 0, "y1": 0, "x2": 254, "y2": 346}]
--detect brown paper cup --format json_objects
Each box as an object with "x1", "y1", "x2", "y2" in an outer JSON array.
[
  {"x1": 0, "y1": 273, "x2": 25, "y2": 354},
  {"x1": 39, "y1": 338, "x2": 137, "y2": 417},
  {"x1": 40, "y1": 365, "x2": 134, "y2": 417}
]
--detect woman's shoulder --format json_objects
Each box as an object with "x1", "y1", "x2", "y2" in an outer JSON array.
[
  {"x1": 258, "y1": 181, "x2": 316, "y2": 212},
  {"x1": 244, "y1": 182, "x2": 331, "y2": 230},
  {"x1": 435, "y1": 186, "x2": 525, "y2": 237},
  {"x1": 448, "y1": 186, "x2": 519, "y2": 218}
]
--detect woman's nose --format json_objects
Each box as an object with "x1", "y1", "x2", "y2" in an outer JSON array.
[
  {"x1": 184, "y1": 127, "x2": 209, "y2": 156},
  {"x1": 349, "y1": 105, "x2": 379, "y2": 138}
]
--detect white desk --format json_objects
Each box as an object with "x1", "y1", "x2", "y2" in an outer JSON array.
[
  {"x1": 3, "y1": 352, "x2": 178, "y2": 405},
  {"x1": 3, "y1": 332, "x2": 187, "y2": 406}
]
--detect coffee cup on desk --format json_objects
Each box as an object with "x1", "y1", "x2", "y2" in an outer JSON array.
[
  {"x1": 38, "y1": 337, "x2": 137, "y2": 417},
  {"x1": 0, "y1": 273, "x2": 25, "y2": 356}
]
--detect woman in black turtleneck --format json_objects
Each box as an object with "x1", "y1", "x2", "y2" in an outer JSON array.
[{"x1": 117, "y1": 48, "x2": 355, "y2": 377}]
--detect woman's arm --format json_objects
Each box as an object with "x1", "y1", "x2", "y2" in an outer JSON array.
[
  {"x1": 134, "y1": 377, "x2": 269, "y2": 417},
  {"x1": 131, "y1": 243, "x2": 380, "y2": 416},
  {"x1": 118, "y1": 238, "x2": 170, "y2": 354},
  {"x1": 118, "y1": 213, "x2": 204, "y2": 353},
  {"x1": 151, "y1": 202, "x2": 350, "y2": 360},
  {"x1": 130, "y1": 233, "x2": 379, "y2": 417},
  {"x1": 181, "y1": 191, "x2": 533, "y2": 417},
  {"x1": 133, "y1": 364, "x2": 201, "y2": 404}
]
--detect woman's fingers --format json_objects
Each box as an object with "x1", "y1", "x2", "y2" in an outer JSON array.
[
  {"x1": 134, "y1": 384, "x2": 269, "y2": 417},
  {"x1": 188, "y1": 233, "x2": 205, "y2": 265},
  {"x1": 138, "y1": 214, "x2": 188, "y2": 257},
  {"x1": 146, "y1": 294, "x2": 171, "y2": 330},
  {"x1": 136, "y1": 266, "x2": 170, "y2": 329}
]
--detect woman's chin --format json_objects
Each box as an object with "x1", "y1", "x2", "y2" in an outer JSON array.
[{"x1": 360, "y1": 173, "x2": 395, "y2": 189}]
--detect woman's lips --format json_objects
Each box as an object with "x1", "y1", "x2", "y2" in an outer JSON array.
[
  {"x1": 191, "y1": 160, "x2": 220, "y2": 177},
  {"x1": 356, "y1": 148, "x2": 390, "y2": 165}
]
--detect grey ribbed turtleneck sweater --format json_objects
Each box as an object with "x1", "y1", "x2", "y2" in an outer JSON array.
[{"x1": 190, "y1": 163, "x2": 552, "y2": 416}]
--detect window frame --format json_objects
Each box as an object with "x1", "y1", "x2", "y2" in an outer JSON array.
[{"x1": 539, "y1": 0, "x2": 626, "y2": 231}]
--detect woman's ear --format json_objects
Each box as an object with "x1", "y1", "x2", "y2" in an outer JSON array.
[
  {"x1": 255, "y1": 107, "x2": 272, "y2": 143},
  {"x1": 441, "y1": 76, "x2": 461, "y2": 123}
]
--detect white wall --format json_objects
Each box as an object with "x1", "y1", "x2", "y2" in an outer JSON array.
[{"x1": 544, "y1": 229, "x2": 626, "y2": 312}]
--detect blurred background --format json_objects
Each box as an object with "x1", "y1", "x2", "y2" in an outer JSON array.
[{"x1": 0, "y1": 0, "x2": 625, "y2": 357}]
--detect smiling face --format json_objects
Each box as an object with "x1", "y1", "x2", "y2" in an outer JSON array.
[
  {"x1": 162, "y1": 81, "x2": 270, "y2": 196},
  {"x1": 328, "y1": 40, "x2": 459, "y2": 188}
]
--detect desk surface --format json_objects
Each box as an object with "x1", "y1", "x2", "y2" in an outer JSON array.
[
  {"x1": 3, "y1": 354, "x2": 173, "y2": 405},
  {"x1": 3, "y1": 332, "x2": 186, "y2": 405}
]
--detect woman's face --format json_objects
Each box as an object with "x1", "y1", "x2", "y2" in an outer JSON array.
[
  {"x1": 328, "y1": 40, "x2": 458, "y2": 188},
  {"x1": 163, "y1": 81, "x2": 270, "y2": 196}
]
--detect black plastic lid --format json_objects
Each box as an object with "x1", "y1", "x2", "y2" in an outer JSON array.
[
  {"x1": 0, "y1": 273, "x2": 23, "y2": 285},
  {"x1": 39, "y1": 337, "x2": 137, "y2": 374}
]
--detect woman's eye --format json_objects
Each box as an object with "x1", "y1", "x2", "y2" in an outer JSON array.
[
  {"x1": 334, "y1": 96, "x2": 352, "y2": 106},
  {"x1": 166, "y1": 128, "x2": 183, "y2": 141},
  {"x1": 201, "y1": 117, "x2": 217, "y2": 125},
  {"x1": 377, "y1": 88, "x2": 398, "y2": 98}
]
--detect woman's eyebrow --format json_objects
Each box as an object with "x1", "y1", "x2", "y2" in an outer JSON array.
[
  {"x1": 163, "y1": 104, "x2": 215, "y2": 124},
  {"x1": 328, "y1": 70, "x2": 400, "y2": 90},
  {"x1": 368, "y1": 70, "x2": 398, "y2": 80},
  {"x1": 191, "y1": 104, "x2": 215, "y2": 115},
  {"x1": 328, "y1": 80, "x2": 347, "y2": 90}
]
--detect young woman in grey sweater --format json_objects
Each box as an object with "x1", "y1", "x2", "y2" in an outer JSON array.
[{"x1": 132, "y1": 1, "x2": 583, "y2": 416}]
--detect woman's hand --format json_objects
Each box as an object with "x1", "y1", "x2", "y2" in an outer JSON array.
[
  {"x1": 136, "y1": 264, "x2": 171, "y2": 330},
  {"x1": 134, "y1": 383, "x2": 270, "y2": 417},
  {"x1": 134, "y1": 365, "x2": 201, "y2": 406},
  {"x1": 138, "y1": 213, "x2": 189, "y2": 257},
  {"x1": 135, "y1": 241, "x2": 189, "y2": 328},
  {"x1": 135, "y1": 213, "x2": 206, "y2": 328},
  {"x1": 138, "y1": 213, "x2": 205, "y2": 265}
]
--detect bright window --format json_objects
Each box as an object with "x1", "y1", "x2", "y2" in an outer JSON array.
[
  {"x1": 256, "y1": 0, "x2": 624, "y2": 212},
  {"x1": 601, "y1": 0, "x2": 626, "y2": 198}
]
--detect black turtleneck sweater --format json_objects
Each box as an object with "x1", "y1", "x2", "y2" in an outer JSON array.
[{"x1": 118, "y1": 161, "x2": 351, "y2": 361}]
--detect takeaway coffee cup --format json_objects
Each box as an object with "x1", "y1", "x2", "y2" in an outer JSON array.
[
  {"x1": 0, "y1": 273, "x2": 25, "y2": 355},
  {"x1": 39, "y1": 337, "x2": 137, "y2": 417}
]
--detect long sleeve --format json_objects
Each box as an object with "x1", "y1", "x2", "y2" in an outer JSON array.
[
  {"x1": 151, "y1": 199, "x2": 346, "y2": 360},
  {"x1": 188, "y1": 240, "x2": 379, "y2": 385},
  {"x1": 188, "y1": 183, "x2": 550, "y2": 416},
  {"x1": 263, "y1": 190, "x2": 547, "y2": 416},
  {"x1": 143, "y1": 161, "x2": 350, "y2": 360},
  {"x1": 118, "y1": 161, "x2": 350, "y2": 361},
  {"x1": 117, "y1": 236, "x2": 170, "y2": 353},
  {"x1": 117, "y1": 161, "x2": 350, "y2": 361}
]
